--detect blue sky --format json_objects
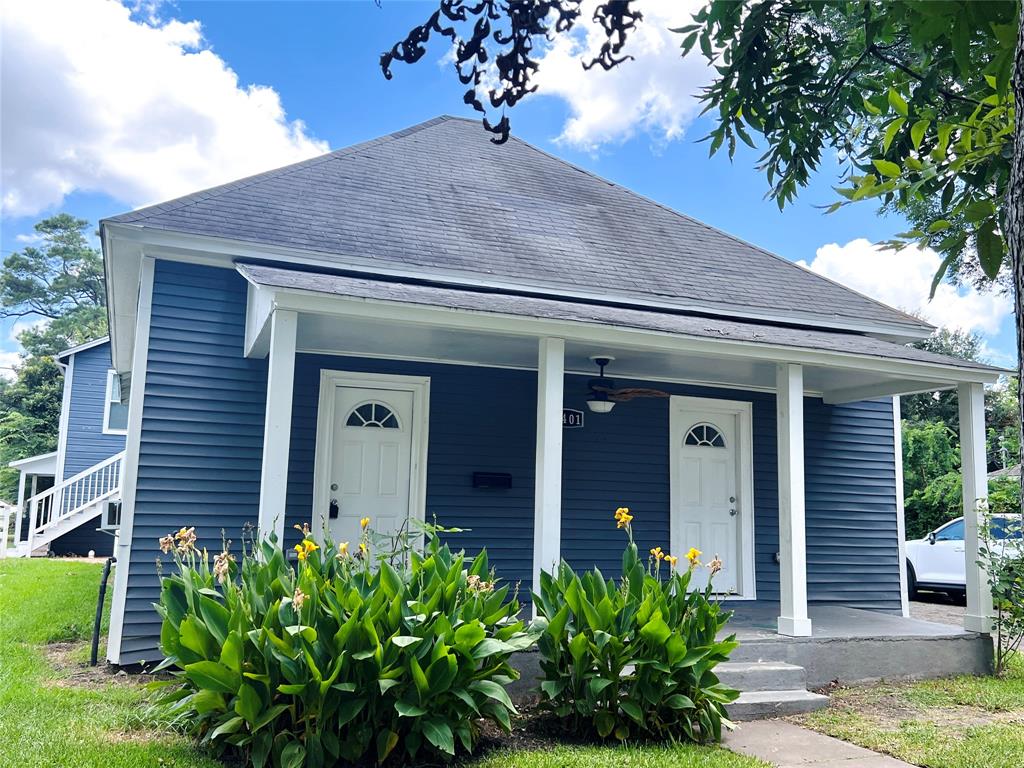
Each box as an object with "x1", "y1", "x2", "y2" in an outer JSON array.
[{"x1": 1, "y1": 0, "x2": 1015, "y2": 375}]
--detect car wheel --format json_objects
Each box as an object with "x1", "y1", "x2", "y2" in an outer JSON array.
[{"x1": 906, "y1": 561, "x2": 918, "y2": 600}]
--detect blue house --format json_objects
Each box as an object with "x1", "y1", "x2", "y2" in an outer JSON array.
[
  {"x1": 4, "y1": 338, "x2": 126, "y2": 557},
  {"x1": 95, "y1": 117, "x2": 999, "y2": 685}
]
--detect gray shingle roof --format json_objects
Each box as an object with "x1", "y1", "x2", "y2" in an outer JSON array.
[
  {"x1": 107, "y1": 116, "x2": 930, "y2": 336},
  {"x1": 238, "y1": 264, "x2": 996, "y2": 373}
]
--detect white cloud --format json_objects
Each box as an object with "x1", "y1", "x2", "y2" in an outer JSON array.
[
  {"x1": 532, "y1": 1, "x2": 710, "y2": 151},
  {"x1": 9, "y1": 318, "x2": 50, "y2": 342},
  {"x1": 1, "y1": 0, "x2": 329, "y2": 217},
  {"x1": 800, "y1": 239, "x2": 1011, "y2": 335},
  {"x1": 0, "y1": 350, "x2": 21, "y2": 381}
]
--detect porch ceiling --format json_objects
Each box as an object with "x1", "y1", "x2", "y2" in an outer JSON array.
[{"x1": 240, "y1": 264, "x2": 1002, "y2": 402}]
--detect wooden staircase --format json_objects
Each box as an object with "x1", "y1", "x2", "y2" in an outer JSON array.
[{"x1": 1, "y1": 452, "x2": 125, "y2": 557}]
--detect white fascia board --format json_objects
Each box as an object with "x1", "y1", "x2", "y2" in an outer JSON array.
[
  {"x1": 56, "y1": 336, "x2": 110, "y2": 360},
  {"x1": 822, "y1": 379, "x2": 955, "y2": 404},
  {"x1": 262, "y1": 285, "x2": 1000, "y2": 386},
  {"x1": 7, "y1": 450, "x2": 58, "y2": 471},
  {"x1": 103, "y1": 222, "x2": 935, "y2": 342}
]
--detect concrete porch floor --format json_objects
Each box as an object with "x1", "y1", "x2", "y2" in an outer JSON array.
[
  {"x1": 724, "y1": 601, "x2": 972, "y2": 641},
  {"x1": 721, "y1": 602, "x2": 992, "y2": 687}
]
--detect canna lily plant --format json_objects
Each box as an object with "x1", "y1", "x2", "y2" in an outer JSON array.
[
  {"x1": 532, "y1": 507, "x2": 739, "y2": 743},
  {"x1": 152, "y1": 520, "x2": 537, "y2": 767}
]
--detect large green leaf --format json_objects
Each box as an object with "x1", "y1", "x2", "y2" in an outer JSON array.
[
  {"x1": 184, "y1": 660, "x2": 241, "y2": 694},
  {"x1": 422, "y1": 718, "x2": 455, "y2": 755}
]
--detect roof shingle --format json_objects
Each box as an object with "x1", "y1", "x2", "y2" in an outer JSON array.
[{"x1": 106, "y1": 116, "x2": 931, "y2": 336}]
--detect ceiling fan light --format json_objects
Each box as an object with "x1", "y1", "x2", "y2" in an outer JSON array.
[{"x1": 587, "y1": 396, "x2": 615, "y2": 414}]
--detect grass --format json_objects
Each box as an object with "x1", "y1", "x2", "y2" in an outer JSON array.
[
  {"x1": 797, "y1": 656, "x2": 1024, "y2": 768},
  {"x1": 0, "y1": 559, "x2": 220, "y2": 768},
  {"x1": 0, "y1": 558, "x2": 764, "y2": 768},
  {"x1": 465, "y1": 744, "x2": 765, "y2": 767}
]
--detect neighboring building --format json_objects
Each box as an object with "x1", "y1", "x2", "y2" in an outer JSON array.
[
  {"x1": 97, "y1": 117, "x2": 1000, "y2": 673},
  {"x1": 988, "y1": 464, "x2": 1020, "y2": 480},
  {"x1": 3, "y1": 338, "x2": 126, "y2": 558}
]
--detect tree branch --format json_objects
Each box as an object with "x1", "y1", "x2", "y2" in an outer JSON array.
[{"x1": 868, "y1": 44, "x2": 984, "y2": 107}]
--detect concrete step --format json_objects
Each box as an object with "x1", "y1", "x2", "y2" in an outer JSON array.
[
  {"x1": 729, "y1": 689, "x2": 830, "y2": 721},
  {"x1": 717, "y1": 661, "x2": 807, "y2": 692}
]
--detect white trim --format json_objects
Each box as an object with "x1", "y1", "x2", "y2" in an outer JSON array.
[
  {"x1": 56, "y1": 336, "x2": 110, "y2": 361},
  {"x1": 776, "y1": 363, "x2": 812, "y2": 637},
  {"x1": 533, "y1": 338, "x2": 564, "y2": 604},
  {"x1": 669, "y1": 395, "x2": 757, "y2": 600},
  {"x1": 296, "y1": 346, "x2": 803, "y2": 396},
  {"x1": 893, "y1": 397, "x2": 910, "y2": 617},
  {"x1": 104, "y1": 223, "x2": 933, "y2": 348},
  {"x1": 257, "y1": 310, "x2": 298, "y2": 541},
  {"x1": 8, "y1": 450, "x2": 58, "y2": 470},
  {"x1": 253, "y1": 286, "x2": 1000, "y2": 385},
  {"x1": 823, "y1": 379, "x2": 953, "y2": 405},
  {"x1": 311, "y1": 370, "x2": 430, "y2": 542},
  {"x1": 102, "y1": 369, "x2": 129, "y2": 436},
  {"x1": 107, "y1": 256, "x2": 155, "y2": 664},
  {"x1": 959, "y1": 382, "x2": 993, "y2": 633},
  {"x1": 54, "y1": 354, "x2": 74, "y2": 485}
]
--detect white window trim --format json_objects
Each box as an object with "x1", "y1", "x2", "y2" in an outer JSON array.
[
  {"x1": 311, "y1": 370, "x2": 430, "y2": 542},
  {"x1": 102, "y1": 369, "x2": 128, "y2": 435},
  {"x1": 669, "y1": 395, "x2": 757, "y2": 601}
]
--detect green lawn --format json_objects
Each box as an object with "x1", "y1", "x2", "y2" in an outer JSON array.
[
  {"x1": 0, "y1": 558, "x2": 764, "y2": 768},
  {"x1": 797, "y1": 657, "x2": 1024, "y2": 768}
]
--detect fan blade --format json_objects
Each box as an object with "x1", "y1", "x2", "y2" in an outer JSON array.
[{"x1": 608, "y1": 388, "x2": 671, "y2": 401}]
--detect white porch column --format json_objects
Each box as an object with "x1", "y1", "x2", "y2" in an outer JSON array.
[
  {"x1": 258, "y1": 309, "x2": 298, "y2": 542},
  {"x1": 776, "y1": 363, "x2": 812, "y2": 637},
  {"x1": 12, "y1": 471, "x2": 26, "y2": 550},
  {"x1": 958, "y1": 382, "x2": 993, "y2": 633},
  {"x1": 533, "y1": 337, "x2": 564, "y2": 600}
]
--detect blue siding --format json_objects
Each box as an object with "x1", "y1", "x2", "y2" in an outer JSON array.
[
  {"x1": 117, "y1": 262, "x2": 902, "y2": 661},
  {"x1": 120, "y1": 261, "x2": 267, "y2": 662},
  {"x1": 62, "y1": 342, "x2": 125, "y2": 480}
]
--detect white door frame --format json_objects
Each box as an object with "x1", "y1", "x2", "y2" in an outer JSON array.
[
  {"x1": 311, "y1": 370, "x2": 430, "y2": 541},
  {"x1": 669, "y1": 395, "x2": 756, "y2": 599}
]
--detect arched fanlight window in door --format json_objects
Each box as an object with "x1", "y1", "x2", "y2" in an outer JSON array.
[
  {"x1": 345, "y1": 401, "x2": 401, "y2": 429},
  {"x1": 684, "y1": 422, "x2": 726, "y2": 448}
]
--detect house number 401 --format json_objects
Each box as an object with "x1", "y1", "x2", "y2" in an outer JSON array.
[{"x1": 562, "y1": 408, "x2": 584, "y2": 428}]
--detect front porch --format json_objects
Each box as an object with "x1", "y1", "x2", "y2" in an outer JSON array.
[
  {"x1": 240, "y1": 262, "x2": 1001, "y2": 643},
  {"x1": 726, "y1": 602, "x2": 992, "y2": 687}
]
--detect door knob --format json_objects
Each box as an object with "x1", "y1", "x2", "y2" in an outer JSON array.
[
  {"x1": 329, "y1": 498, "x2": 339, "y2": 519},
  {"x1": 729, "y1": 509, "x2": 737, "y2": 517}
]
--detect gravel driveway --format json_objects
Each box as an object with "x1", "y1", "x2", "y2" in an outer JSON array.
[{"x1": 909, "y1": 594, "x2": 966, "y2": 627}]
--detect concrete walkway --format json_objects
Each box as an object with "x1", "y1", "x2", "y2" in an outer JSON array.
[{"x1": 723, "y1": 720, "x2": 915, "y2": 767}]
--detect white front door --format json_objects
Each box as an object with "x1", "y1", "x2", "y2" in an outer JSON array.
[
  {"x1": 670, "y1": 397, "x2": 754, "y2": 596},
  {"x1": 328, "y1": 386, "x2": 415, "y2": 545}
]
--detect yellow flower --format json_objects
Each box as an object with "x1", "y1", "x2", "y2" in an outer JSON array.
[
  {"x1": 360, "y1": 517, "x2": 371, "y2": 530},
  {"x1": 294, "y1": 543, "x2": 307, "y2": 561},
  {"x1": 614, "y1": 506, "x2": 634, "y2": 529},
  {"x1": 338, "y1": 541, "x2": 349, "y2": 557},
  {"x1": 650, "y1": 546, "x2": 664, "y2": 561},
  {"x1": 665, "y1": 554, "x2": 678, "y2": 568},
  {"x1": 359, "y1": 541, "x2": 368, "y2": 557},
  {"x1": 686, "y1": 547, "x2": 702, "y2": 567},
  {"x1": 295, "y1": 539, "x2": 318, "y2": 561}
]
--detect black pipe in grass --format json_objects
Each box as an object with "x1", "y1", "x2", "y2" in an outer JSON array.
[{"x1": 90, "y1": 556, "x2": 115, "y2": 667}]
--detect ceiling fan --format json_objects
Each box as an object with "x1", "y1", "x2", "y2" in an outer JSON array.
[{"x1": 586, "y1": 356, "x2": 670, "y2": 413}]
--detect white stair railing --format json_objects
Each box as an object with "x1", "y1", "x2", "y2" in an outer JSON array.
[{"x1": 22, "y1": 451, "x2": 125, "y2": 556}]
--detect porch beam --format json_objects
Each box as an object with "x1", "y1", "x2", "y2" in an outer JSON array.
[
  {"x1": 776, "y1": 363, "x2": 812, "y2": 637},
  {"x1": 822, "y1": 379, "x2": 950, "y2": 405},
  {"x1": 258, "y1": 309, "x2": 298, "y2": 542},
  {"x1": 533, "y1": 337, "x2": 564, "y2": 601},
  {"x1": 958, "y1": 382, "x2": 993, "y2": 633},
  {"x1": 12, "y1": 470, "x2": 26, "y2": 553}
]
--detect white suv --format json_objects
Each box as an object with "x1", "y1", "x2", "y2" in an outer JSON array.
[{"x1": 906, "y1": 514, "x2": 1022, "y2": 599}]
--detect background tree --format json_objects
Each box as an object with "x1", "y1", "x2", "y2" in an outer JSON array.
[
  {"x1": 0, "y1": 214, "x2": 107, "y2": 500},
  {"x1": 384, "y1": 0, "x2": 1024, "y2": 476},
  {"x1": 902, "y1": 328, "x2": 985, "y2": 428}
]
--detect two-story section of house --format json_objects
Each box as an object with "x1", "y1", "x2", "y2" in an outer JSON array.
[{"x1": 3, "y1": 337, "x2": 127, "y2": 557}]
